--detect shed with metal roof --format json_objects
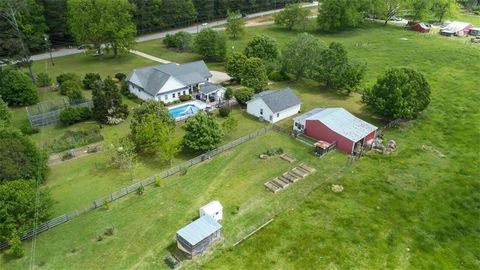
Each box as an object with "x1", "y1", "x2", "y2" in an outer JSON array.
[
  {"x1": 293, "y1": 108, "x2": 377, "y2": 154},
  {"x1": 176, "y1": 215, "x2": 222, "y2": 258}
]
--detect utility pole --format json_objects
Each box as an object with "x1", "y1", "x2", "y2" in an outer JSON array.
[{"x1": 44, "y1": 34, "x2": 54, "y2": 66}]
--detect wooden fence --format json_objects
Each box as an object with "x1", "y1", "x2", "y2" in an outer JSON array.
[{"x1": 0, "y1": 125, "x2": 273, "y2": 250}]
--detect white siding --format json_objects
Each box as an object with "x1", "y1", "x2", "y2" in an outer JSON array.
[
  {"x1": 246, "y1": 99, "x2": 273, "y2": 121},
  {"x1": 159, "y1": 77, "x2": 186, "y2": 94},
  {"x1": 129, "y1": 84, "x2": 154, "y2": 100},
  {"x1": 247, "y1": 99, "x2": 301, "y2": 123}
]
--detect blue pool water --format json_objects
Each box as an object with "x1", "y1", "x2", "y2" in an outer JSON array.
[{"x1": 169, "y1": 104, "x2": 200, "y2": 119}]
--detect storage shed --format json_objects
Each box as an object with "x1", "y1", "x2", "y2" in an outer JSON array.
[
  {"x1": 470, "y1": 27, "x2": 480, "y2": 37},
  {"x1": 293, "y1": 108, "x2": 377, "y2": 154},
  {"x1": 411, "y1": 22, "x2": 431, "y2": 33},
  {"x1": 176, "y1": 215, "x2": 222, "y2": 258},
  {"x1": 199, "y1": 200, "x2": 223, "y2": 221}
]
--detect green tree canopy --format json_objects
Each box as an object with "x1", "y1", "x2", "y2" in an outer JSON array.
[
  {"x1": 130, "y1": 100, "x2": 179, "y2": 160},
  {"x1": 241, "y1": 57, "x2": 268, "y2": 93},
  {"x1": 233, "y1": 87, "x2": 254, "y2": 106},
  {"x1": 182, "y1": 112, "x2": 224, "y2": 152},
  {"x1": 0, "y1": 68, "x2": 39, "y2": 106},
  {"x1": 194, "y1": 28, "x2": 227, "y2": 61},
  {"x1": 0, "y1": 179, "x2": 52, "y2": 246},
  {"x1": 92, "y1": 77, "x2": 129, "y2": 124},
  {"x1": 431, "y1": 0, "x2": 460, "y2": 22},
  {"x1": 281, "y1": 33, "x2": 325, "y2": 80},
  {"x1": 244, "y1": 35, "x2": 279, "y2": 60},
  {"x1": 362, "y1": 68, "x2": 431, "y2": 120},
  {"x1": 226, "y1": 10, "x2": 245, "y2": 39},
  {"x1": 225, "y1": 51, "x2": 248, "y2": 81},
  {"x1": 0, "y1": 127, "x2": 48, "y2": 182},
  {"x1": 274, "y1": 3, "x2": 311, "y2": 30},
  {"x1": 317, "y1": 0, "x2": 364, "y2": 32},
  {"x1": 0, "y1": 97, "x2": 12, "y2": 127},
  {"x1": 312, "y1": 42, "x2": 366, "y2": 92}
]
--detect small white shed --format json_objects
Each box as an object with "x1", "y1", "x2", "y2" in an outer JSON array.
[
  {"x1": 199, "y1": 200, "x2": 223, "y2": 221},
  {"x1": 246, "y1": 88, "x2": 301, "y2": 123}
]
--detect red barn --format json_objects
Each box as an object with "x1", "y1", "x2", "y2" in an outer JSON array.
[
  {"x1": 293, "y1": 108, "x2": 377, "y2": 154},
  {"x1": 411, "y1": 22, "x2": 431, "y2": 33}
]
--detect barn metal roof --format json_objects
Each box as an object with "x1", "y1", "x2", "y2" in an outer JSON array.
[
  {"x1": 177, "y1": 215, "x2": 222, "y2": 246},
  {"x1": 297, "y1": 108, "x2": 377, "y2": 142}
]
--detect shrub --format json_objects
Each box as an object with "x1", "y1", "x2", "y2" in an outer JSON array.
[
  {"x1": 136, "y1": 185, "x2": 145, "y2": 195},
  {"x1": 36, "y1": 73, "x2": 52, "y2": 87},
  {"x1": 60, "y1": 79, "x2": 82, "y2": 96},
  {"x1": 111, "y1": 78, "x2": 120, "y2": 83},
  {"x1": 56, "y1": 73, "x2": 80, "y2": 86},
  {"x1": 7, "y1": 234, "x2": 24, "y2": 258},
  {"x1": 19, "y1": 122, "x2": 39, "y2": 135},
  {"x1": 163, "y1": 31, "x2": 192, "y2": 51},
  {"x1": 218, "y1": 106, "x2": 231, "y2": 117},
  {"x1": 179, "y1": 95, "x2": 191, "y2": 102},
  {"x1": 83, "y1": 73, "x2": 101, "y2": 89},
  {"x1": 66, "y1": 87, "x2": 84, "y2": 101},
  {"x1": 115, "y1": 73, "x2": 126, "y2": 81},
  {"x1": 59, "y1": 106, "x2": 92, "y2": 125},
  {"x1": 222, "y1": 115, "x2": 238, "y2": 133},
  {"x1": 179, "y1": 167, "x2": 188, "y2": 176},
  {"x1": 104, "y1": 227, "x2": 115, "y2": 236},
  {"x1": 224, "y1": 87, "x2": 234, "y2": 100},
  {"x1": 268, "y1": 70, "x2": 288, "y2": 81},
  {"x1": 0, "y1": 69, "x2": 39, "y2": 106},
  {"x1": 233, "y1": 87, "x2": 254, "y2": 106},
  {"x1": 154, "y1": 176, "x2": 165, "y2": 187}
]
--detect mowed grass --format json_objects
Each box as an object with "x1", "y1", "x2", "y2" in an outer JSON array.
[
  {"x1": 45, "y1": 107, "x2": 266, "y2": 215},
  {"x1": 1, "y1": 131, "x2": 347, "y2": 269}
]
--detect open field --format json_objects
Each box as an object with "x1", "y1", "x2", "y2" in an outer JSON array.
[
  {"x1": 2, "y1": 19, "x2": 479, "y2": 269},
  {"x1": 1, "y1": 131, "x2": 347, "y2": 269}
]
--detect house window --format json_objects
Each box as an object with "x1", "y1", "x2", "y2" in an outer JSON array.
[
  {"x1": 269, "y1": 115, "x2": 273, "y2": 121},
  {"x1": 260, "y1": 108, "x2": 263, "y2": 115},
  {"x1": 165, "y1": 95, "x2": 168, "y2": 100},
  {"x1": 276, "y1": 113, "x2": 280, "y2": 117},
  {"x1": 183, "y1": 91, "x2": 186, "y2": 95},
  {"x1": 172, "y1": 93, "x2": 176, "y2": 98}
]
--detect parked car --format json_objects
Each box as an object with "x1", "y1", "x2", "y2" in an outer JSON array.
[
  {"x1": 77, "y1": 44, "x2": 86, "y2": 50},
  {"x1": 471, "y1": 37, "x2": 480, "y2": 44},
  {"x1": 201, "y1": 22, "x2": 208, "y2": 26},
  {"x1": 93, "y1": 50, "x2": 104, "y2": 57}
]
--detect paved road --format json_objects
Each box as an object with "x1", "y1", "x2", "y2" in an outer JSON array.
[{"x1": 30, "y1": 2, "x2": 318, "y2": 61}]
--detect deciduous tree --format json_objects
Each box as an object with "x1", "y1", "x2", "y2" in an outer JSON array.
[
  {"x1": 317, "y1": 0, "x2": 364, "y2": 32},
  {"x1": 194, "y1": 28, "x2": 227, "y2": 61},
  {"x1": 362, "y1": 68, "x2": 431, "y2": 119},
  {"x1": 225, "y1": 51, "x2": 248, "y2": 81},
  {"x1": 281, "y1": 33, "x2": 325, "y2": 80},
  {"x1": 241, "y1": 57, "x2": 268, "y2": 93},
  {"x1": 226, "y1": 10, "x2": 245, "y2": 39},
  {"x1": 431, "y1": 0, "x2": 460, "y2": 22},
  {"x1": 274, "y1": 3, "x2": 311, "y2": 30},
  {"x1": 0, "y1": 68, "x2": 39, "y2": 106},
  {"x1": 182, "y1": 112, "x2": 223, "y2": 152},
  {"x1": 244, "y1": 35, "x2": 278, "y2": 60}
]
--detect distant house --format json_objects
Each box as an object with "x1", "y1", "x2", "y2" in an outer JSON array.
[
  {"x1": 126, "y1": 61, "x2": 213, "y2": 102},
  {"x1": 199, "y1": 200, "x2": 223, "y2": 222},
  {"x1": 176, "y1": 215, "x2": 222, "y2": 258},
  {"x1": 440, "y1": 21, "x2": 474, "y2": 36},
  {"x1": 293, "y1": 108, "x2": 377, "y2": 154},
  {"x1": 470, "y1": 27, "x2": 480, "y2": 37},
  {"x1": 411, "y1": 22, "x2": 431, "y2": 33},
  {"x1": 246, "y1": 88, "x2": 301, "y2": 123}
]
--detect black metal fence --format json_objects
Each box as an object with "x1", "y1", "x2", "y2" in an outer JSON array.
[{"x1": 0, "y1": 125, "x2": 273, "y2": 250}]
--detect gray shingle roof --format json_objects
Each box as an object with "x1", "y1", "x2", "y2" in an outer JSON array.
[
  {"x1": 250, "y1": 88, "x2": 301, "y2": 113},
  {"x1": 176, "y1": 215, "x2": 222, "y2": 246},
  {"x1": 127, "y1": 61, "x2": 212, "y2": 96},
  {"x1": 200, "y1": 82, "x2": 225, "y2": 95}
]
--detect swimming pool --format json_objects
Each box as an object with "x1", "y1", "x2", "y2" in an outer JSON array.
[{"x1": 169, "y1": 104, "x2": 201, "y2": 119}]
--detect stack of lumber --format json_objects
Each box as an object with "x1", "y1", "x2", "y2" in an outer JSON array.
[
  {"x1": 279, "y1": 154, "x2": 295, "y2": 163},
  {"x1": 263, "y1": 163, "x2": 316, "y2": 193}
]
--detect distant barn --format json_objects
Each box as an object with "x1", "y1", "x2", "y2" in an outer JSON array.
[
  {"x1": 411, "y1": 22, "x2": 431, "y2": 33},
  {"x1": 176, "y1": 215, "x2": 222, "y2": 258}
]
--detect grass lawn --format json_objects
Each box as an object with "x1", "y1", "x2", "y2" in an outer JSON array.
[
  {"x1": 2, "y1": 21, "x2": 479, "y2": 269},
  {"x1": 44, "y1": 107, "x2": 266, "y2": 215},
  {"x1": 1, "y1": 131, "x2": 347, "y2": 269}
]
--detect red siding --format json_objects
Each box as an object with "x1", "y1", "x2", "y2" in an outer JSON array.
[
  {"x1": 411, "y1": 24, "x2": 430, "y2": 33},
  {"x1": 365, "y1": 130, "x2": 376, "y2": 142},
  {"x1": 305, "y1": 120, "x2": 354, "y2": 153}
]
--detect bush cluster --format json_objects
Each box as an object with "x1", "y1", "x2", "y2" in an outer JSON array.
[
  {"x1": 59, "y1": 106, "x2": 92, "y2": 125},
  {"x1": 268, "y1": 70, "x2": 291, "y2": 82},
  {"x1": 36, "y1": 73, "x2": 52, "y2": 87},
  {"x1": 233, "y1": 87, "x2": 254, "y2": 106},
  {"x1": 56, "y1": 73, "x2": 80, "y2": 86},
  {"x1": 164, "y1": 31, "x2": 192, "y2": 51},
  {"x1": 83, "y1": 73, "x2": 101, "y2": 89},
  {"x1": 218, "y1": 106, "x2": 231, "y2": 117},
  {"x1": 179, "y1": 95, "x2": 192, "y2": 102},
  {"x1": 115, "y1": 73, "x2": 127, "y2": 81}
]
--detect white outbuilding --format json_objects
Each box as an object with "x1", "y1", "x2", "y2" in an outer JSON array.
[
  {"x1": 246, "y1": 88, "x2": 301, "y2": 123},
  {"x1": 199, "y1": 200, "x2": 223, "y2": 221}
]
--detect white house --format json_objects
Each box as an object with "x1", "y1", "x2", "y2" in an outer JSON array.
[
  {"x1": 126, "y1": 61, "x2": 215, "y2": 102},
  {"x1": 246, "y1": 88, "x2": 301, "y2": 123},
  {"x1": 199, "y1": 200, "x2": 223, "y2": 222}
]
